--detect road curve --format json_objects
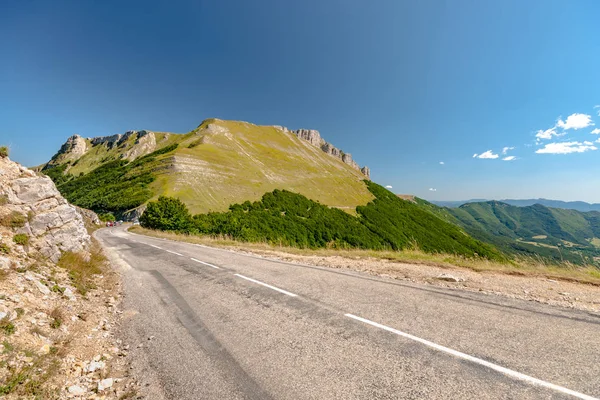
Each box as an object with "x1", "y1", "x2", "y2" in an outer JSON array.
[{"x1": 96, "y1": 226, "x2": 600, "y2": 400}]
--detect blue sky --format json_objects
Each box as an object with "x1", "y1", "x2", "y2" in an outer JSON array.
[{"x1": 2, "y1": 0, "x2": 600, "y2": 201}]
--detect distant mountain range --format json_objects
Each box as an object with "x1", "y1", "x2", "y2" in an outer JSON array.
[{"x1": 432, "y1": 199, "x2": 600, "y2": 212}]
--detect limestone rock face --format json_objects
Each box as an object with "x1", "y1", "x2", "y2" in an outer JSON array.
[
  {"x1": 123, "y1": 130, "x2": 156, "y2": 160},
  {"x1": 0, "y1": 157, "x2": 90, "y2": 262},
  {"x1": 292, "y1": 129, "x2": 324, "y2": 148},
  {"x1": 361, "y1": 166, "x2": 370, "y2": 179}
]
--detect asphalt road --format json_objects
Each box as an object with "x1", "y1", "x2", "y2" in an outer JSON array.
[{"x1": 96, "y1": 226, "x2": 600, "y2": 400}]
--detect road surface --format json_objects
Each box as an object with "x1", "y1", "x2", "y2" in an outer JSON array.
[{"x1": 96, "y1": 226, "x2": 600, "y2": 400}]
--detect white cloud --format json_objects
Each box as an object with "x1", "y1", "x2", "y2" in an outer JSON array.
[
  {"x1": 472, "y1": 153, "x2": 478, "y2": 158},
  {"x1": 502, "y1": 146, "x2": 515, "y2": 154},
  {"x1": 535, "y1": 141, "x2": 597, "y2": 154},
  {"x1": 428, "y1": 188, "x2": 437, "y2": 192},
  {"x1": 385, "y1": 185, "x2": 393, "y2": 189},
  {"x1": 535, "y1": 127, "x2": 562, "y2": 141},
  {"x1": 439, "y1": 161, "x2": 444, "y2": 165},
  {"x1": 556, "y1": 113, "x2": 594, "y2": 130},
  {"x1": 595, "y1": 105, "x2": 600, "y2": 116},
  {"x1": 473, "y1": 150, "x2": 499, "y2": 159},
  {"x1": 502, "y1": 156, "x2": 516, "y2": 161},
  {"x1": 591, "y1": 128, "x2": 600, "y2": 134}
]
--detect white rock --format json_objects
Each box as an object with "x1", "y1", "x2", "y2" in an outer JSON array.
[
  {"x1": 85, "y1": 360, "x2": 105, "y2": 373},
  {"x1": 64, "y1": 287, "x2": 76, "y2": 301},
  {"x1": 0, "y1": 312, "x2": 6, "y2": 320},
  {"x1": 437, "y1": 273, "x2": 464, "y2": 282},
  {"x1": 98, "y1": 378, "x2": 113, "y2": 391},
  {"x1": 34, "y1": 280, "x2": 51, "y2": 295},
  {"x1": 67, "y1": 385, "x2": 86, "y2": 395}
]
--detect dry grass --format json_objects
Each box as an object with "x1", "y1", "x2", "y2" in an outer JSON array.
[
  {"x1": 57, "y1": 241, "x2": 106, "y2": 295},
  {"x1": 130, "y1": 226, "x2": 600, "y2": 285}
]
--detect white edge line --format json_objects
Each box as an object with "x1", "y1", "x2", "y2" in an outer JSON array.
[
  {"x1": 166, "y1": 250, "x2": 183, "y2": 256},
  {"x1": 149, "y1": 244, "x2": 162, "y2": 249},
  {"x1": 234, "y1": 274, "x2": 297, "y2": 297},
  {"x1": 344, "y1": 314, "x2": 598, "y2": 400},
  {"x1": 190, "y1": 258, "x2": 220, "y2": 269}
]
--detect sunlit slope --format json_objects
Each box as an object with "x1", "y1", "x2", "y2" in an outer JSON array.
[
  {"x1": 157, "y1": 119, "x2": 373, "y2": 213},
  {"x1": 44, "y1": 119, "x2": 374, "y2": 215}
]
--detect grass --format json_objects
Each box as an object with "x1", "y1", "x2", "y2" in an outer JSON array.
[
  {"x1": 57, "y1": 241, "x2": 106, "y2": 295},
  {"x1": 49, "y1": 307, "x2": 64, "y2": 329},
  {"x1": 0, "y1": 146, "x2": 8, "y2": 158},
  {"x1": 0, "y1": 316, "x2": 15, "y2": 335},
  {"x1": 130, "y1": 226, "x2": 600, "y2": 285},
  {"x1": 0, "y1": 211, "x2": 27, "y2": 228},
  {"x1": 12, "y1": 234, "x2": 29, "y2": 246},
  {"x1": 0, "y1": 352, "x2": 60, "y2": 397},
  {"x1": 0, "y1": 243, "x2": 9, "y2": 255}
]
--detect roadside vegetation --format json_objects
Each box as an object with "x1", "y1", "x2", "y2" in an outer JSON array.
[{"x1": 140, "y1": 182, "x2": 504, "y2": 260}]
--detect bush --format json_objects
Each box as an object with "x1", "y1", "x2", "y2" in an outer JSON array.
[
  {"x1": 141, "y1": 196, "x2": 192, "y2": 232},
  {"x1": 13, "y1": 234, "x2": 29, "y2": 246},
  {"x1": 0, "y1": 243, "x2": 9, "y2": 254},
  {"x1": 98, "y1": 213, "x2": 116, "y2": 222},
  {"x1": 0, "y1": 146, "x2": 8, "y2": 158},
  {"x1": 57, "y1": 244, "x2": 105, "y2": 295}
]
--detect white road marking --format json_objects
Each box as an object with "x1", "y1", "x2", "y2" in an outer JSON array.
[
  {"x1": 149, "y1": 244, "x2": 162, "y2": 249},
  {"x1": 234, "y1": 274, "x2": 297, "y2": 297},
  {"x1": 166, "y1": 250, "x2": 183, "y2": 256},
  {"x1": 190, "y1": 258, "x2": 220, "y2": 269},
  {"x1": 344, "y1": 314, "x2": 598, "y2": 400}
]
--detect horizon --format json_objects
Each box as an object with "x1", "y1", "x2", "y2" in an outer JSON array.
[{"x1": 2, "y1": 1, "x2": 600, "y2": 202}]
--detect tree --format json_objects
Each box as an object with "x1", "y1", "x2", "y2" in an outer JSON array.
[{"x1": 140, "y1": 196, "x2": 192, "y2": 231}]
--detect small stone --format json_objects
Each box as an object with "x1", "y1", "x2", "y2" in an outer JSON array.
[
  {"x1": 68, "y1": 385, "x2": 86, "y2": 395},
  {"x1": 64, "y1": 287, "x2": 76, "y2": 301},
  {"x1": 85, "y1": 360, "x2": 105, "y2": 373},
  {"x1": 40, "y1": 344, "x2": 51, "y2": 354},
  {"x1": 34, "y1": 280, "x2": 51, "y2": 295},
  {"x1": 437, "y1": 273, "x2": 464, "y2": 282},
  {"x1": 98, "y1": 378, "x2": 113, "y2": 391}
]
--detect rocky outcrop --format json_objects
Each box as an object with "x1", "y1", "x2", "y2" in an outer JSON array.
[
  {"x1": 90, "y1": 130, "x2": 157, "y2": 160},
  {"x1": 0, "y1": 157, "x2": 90, "y2": 261},
  {"x1": 274, "y1": 126, "x2": 370, "y2": 179}
]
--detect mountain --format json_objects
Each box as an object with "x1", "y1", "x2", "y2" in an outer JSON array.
[
  {"x1": 41, "y1": 118, "x2": 505, "y2": 260},
  {"x1": 432, "y1": 199, "x2": 600, "y2": 212},
  {"x1": 42, "y1": 119, "x2": 373, "y2": 216},
  {"x1": 444, "y1": 201, "x2": 600, "y2": 264}
]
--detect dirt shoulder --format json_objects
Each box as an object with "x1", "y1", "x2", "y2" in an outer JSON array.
[{"x1": 129, "y1": 227, "x2": 600, "y2": 314}]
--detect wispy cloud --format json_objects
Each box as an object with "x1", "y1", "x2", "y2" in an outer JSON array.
[
  {"x1": 556, "y1": 113, "x2": 594, "y2": 130},
  {"x1": 473, "y1": 150, "x2": 499, "y2": 159},
  {"x1": 591, "y1": 128, "x2": 600, "y2": 134},
  {"x1": 502, "y1": 156, "x2": 516, "y2": 161},
  {"x1": 535, "y1": 141, "x2": 597, "y2": 154},
  {"x1": 439, "y1": 161, "x2": 444, "y2": 165},
  {"x1": 502, "y1": 146, "x2": 515, "y2": 154},
  {"x1": 385, "y1": 185, "x2": 393, "y2": 189},
  {"x1": 595, "y1": 105, "x2": 600, "y2": 116},
  {"x1": 535, "y1": 127, "x2": 562, "y2": 141},
  {"x1": 428, "y1": 188, "x2": 437, "y2": 192}
]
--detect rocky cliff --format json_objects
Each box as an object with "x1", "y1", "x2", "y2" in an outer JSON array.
[
  {"x1": 273, "y1": 126, "x2": 369, "y2": 179},
  {"x1": 0, "y1": 153, "x2": 136, "y2": 398},
  {"x1": 1, "y1": 156, "x2": 90, "y2": 262}
]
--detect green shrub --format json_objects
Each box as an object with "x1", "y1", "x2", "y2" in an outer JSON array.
[
  {"x1": 98, "y1": 213, "x2": 116, "y2": 222},
  {"x1": 13, "y1": 234, "x2": 29, "y2": 246},
  {"x1": 0, "y1": 146, "x2": 8, "y2": 158},
  {"x1": 0, "y1": 243, "x2": 9, "y2": 254},
  {"x1": 141, "y1": 196, "x2": 192, "y2": 232}
]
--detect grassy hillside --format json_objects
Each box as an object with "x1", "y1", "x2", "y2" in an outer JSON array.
[
  {"x1": 140, "y1": 182, "x2": 504, "y2": 260},
  {"x1": 43, "y1": 119, "x2": 373, "y2": 215},
  {"x1": 445, "y1": 201, "x2": 600, "y2": 264}
]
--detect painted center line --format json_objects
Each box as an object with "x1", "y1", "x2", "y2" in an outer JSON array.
[
  {"x1": 190, "y1": 258, "x2": 221, "y2": 269},
  {"x1": 234, "y1": 274, "x2": 297, "y2": 297},
  {"x1": 345, "y1": 314, "x2": 597, "y2": 400},
  {"x1": 149, "y1": 244, "x2": 162, "y2": 249},
  {"x1": 166, "y1": 250, "x2": 184, "y2": 256}
]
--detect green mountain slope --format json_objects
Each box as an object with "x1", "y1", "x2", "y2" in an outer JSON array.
[
  {"x1": 445, "y1": 201, "x2": 600, "y2": 264},
  {"x1": 43, "y1": 119, "x2": 373, "y2": 215},
  {"x1": 141, "y1": 182, "x2": 504, "y2": 260}
]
